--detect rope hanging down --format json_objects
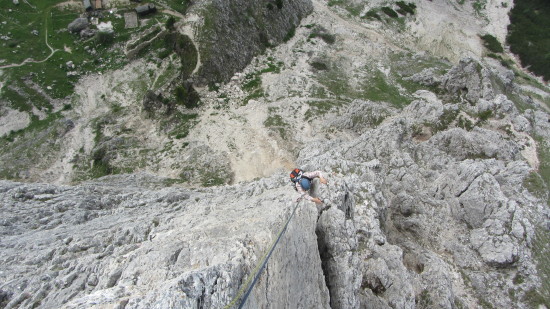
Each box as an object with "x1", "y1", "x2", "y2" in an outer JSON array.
[{"x1": 224, "y1": 201, "x2": 302, "y2": 309}]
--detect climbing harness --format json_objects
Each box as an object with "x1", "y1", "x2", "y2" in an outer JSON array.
[{"x1": 224, "y1": 200, "x2": 302, "y2": 309}]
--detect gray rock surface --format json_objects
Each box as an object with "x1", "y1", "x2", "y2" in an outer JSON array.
[
  {"x1": 68, "y1": 18, "x2": 89, "y2": 33},
  {"x1": 0, "y1": 175, "x2": 330, "y2": 308},
  {"x1": 195, "y1": 0, "x2": 313, "y2": 85}
]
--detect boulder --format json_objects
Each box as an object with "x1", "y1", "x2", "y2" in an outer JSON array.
[
  {"x1": 80, "y1": 28, "x2": 97, "y2": 38},
  {"x1": 68, "y1": 18, "x2": 89, "y2": 33}
]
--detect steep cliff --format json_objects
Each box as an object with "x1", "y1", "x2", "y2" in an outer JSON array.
[{"x1": 1, "y1": 0, "x2": 550, "y2": 308}]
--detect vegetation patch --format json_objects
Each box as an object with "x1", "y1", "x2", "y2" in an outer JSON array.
[
  {"x1": 283, "y1": 26, "x2": 296, "y2": 42},
  {"x1": 0, "y1": 113, "x2": 66, "y2": 180},
  {"x1": 166, "y1": 112, "x2": 198, "y2": 139},
  {"x1": 361, "y1": 70, "x2": 410, "y2": 108},
  {"x1": 507, "y1": 0, "x2": 550, "y2": 81},
  {"x1": 364, "y1": 9, "x2": 382, "y2": 21},
  {"x1": 532, "y1": 137, "x2": 550, "y2": 206},
  {"x1": 524, "y1": 226, "x2": 550, "y2": 307},
  {"x1": 472, "y1": 0, "x2": 487, "y2": 15},
  {"x1": 480, "y1": 34, "x2": 504, "y2": 53},
  {"x1": 456, "y1": 115, "x2": 474, "y2": 131},
  {"x1": 264, "y1": 114, "x2": 289, "y2": 139},
  {"x1": 381, "y1": 7, "x2": 399, "y2": 18},
  {"x1": 309, "y1": 27, "x2": 336, "y2": 44},
  {"x1": 416, "y1": 290, "x2": 433, "y2": 308},
  {"x1": 429, "y1": 109, "x2": 459, "y2": 133},
  {"x1": 305, "y1": 100, "x2": 343, "y2": 120},
  {"x1": 395, "y1": 2, "x2": 416, "y2": 15}
]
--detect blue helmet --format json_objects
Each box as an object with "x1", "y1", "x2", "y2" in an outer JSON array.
[{"x1": 299, "y1": 178, "x2": 311, "y2": 191}]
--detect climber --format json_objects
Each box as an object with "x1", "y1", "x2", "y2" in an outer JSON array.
[{"x1": 289, "y1": 168, "x2": 328, "y2": 204}]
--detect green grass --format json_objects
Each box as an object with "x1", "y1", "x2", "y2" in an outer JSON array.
[
  {"x1": 534, "y1": 137, "x2": 550, "y2": 206},
  {"x1": 473, "y1": 0, "x2": 487, "y2": 15},
  {"x1": 361, "y1": 70, "x2": 410, "y2": 107},
  {"x1": 305, "y1": 100, "x2": 343, "y2": 120},
  {"x1": 525, "y1": 226, "x2": 550, "y2": 307},
  {"x1": 429, "y1": 109, "x2": 459, "y2": 133},
  {"x1": 0, "y1": 1, "x2": 139, "y2": 105},
  {"x1": 264, "y1": 114, "x2": 289, "y2": 139},
  {"x1": 416, "y1": 290, "x2": 433, "y2": 308},
  {"x1": 242, "y1": 74, "x2": 262, "y2": 91},
  {"x1": 168, "y1": 112, "x2": 198, "y2": 139},
  {"x1": 0, "y1": 112, "x2": 65, "y2": 180}
]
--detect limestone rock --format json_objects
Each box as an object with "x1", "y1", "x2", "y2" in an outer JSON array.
[{"x1": 68, "y1": 18, "x2": 89, "y2": 33}]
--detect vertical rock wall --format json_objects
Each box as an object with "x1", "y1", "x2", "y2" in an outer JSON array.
[
  {"x1": 243, "y1": 203, "x2": 330, "y2": 309},
  {"x1": 195, "y1": 0, "x2": 313, "y2": 85}
]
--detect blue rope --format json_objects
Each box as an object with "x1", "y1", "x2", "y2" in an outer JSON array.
[{"x1": 225, "y1": 201, "x2": 301, "y2": 309}]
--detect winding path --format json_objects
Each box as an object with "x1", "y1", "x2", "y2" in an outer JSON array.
[{"x1": 0, "y1": 8, "x2": 60, "y2": 69}]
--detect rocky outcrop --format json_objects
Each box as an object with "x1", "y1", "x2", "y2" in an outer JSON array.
[
  {"x1": 194, "y1": 0, "x2": 313, "y2": 85},
  {"x1": 67, "y1": 18, "x2": 89, "y2": 33},
  {"x1": 0, "y1": 175, "x2": 331, "y2": 308}
]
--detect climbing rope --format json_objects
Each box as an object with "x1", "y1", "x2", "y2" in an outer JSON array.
[{"x1": 224, "y1": 200, "x2": 302, "y2": 309}]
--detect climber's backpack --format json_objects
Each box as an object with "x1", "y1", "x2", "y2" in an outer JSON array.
[{"x1": 290, "y1": 168, "x2": 311, "y2": 191}]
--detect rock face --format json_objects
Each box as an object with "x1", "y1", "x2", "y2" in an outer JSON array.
[
  {"x1": 0, "y1": 175, "x2": 330, "y2": 308},
  {"x1": 67, "y1": 18, "x2": 89, "y2": 33},
  {"x1": 195, "y1": 0, "x2": 313, "y2": 85}
]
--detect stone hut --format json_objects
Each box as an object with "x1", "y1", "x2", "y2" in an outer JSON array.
[{"x1": 83, "y1": 0, "x2": 92, "y2": 11}]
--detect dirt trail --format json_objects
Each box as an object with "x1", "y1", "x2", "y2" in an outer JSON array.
[{"x1": 0, "y1": 10, "x2": 60, "y2": 69}]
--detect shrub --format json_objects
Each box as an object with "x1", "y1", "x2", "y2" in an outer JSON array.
[
  {"x1": 276, "y1": 0, "x2": 283, "y2": 9},
  {"x1": 166, "y1": 16, "x2": 176, "y2": 30},
  {"x1": 365, "y1": 9, "x2": 381, "y2": 20},
  {"x1": 381, "y1": 7, "x2": 399, "y2": 18},
  {"x1": 457, "y1": 115, "x2": 474, "y2": 131},
  {"x1": 310, "y1": 61, "x2": 328, "y2": 70},
  {"x1": 96, "y1": 31, "x2": 114, "y2": 46},
  {"x1": 477, "y1": 110, "x2": 493, "y2": 121},
  {"x1": 480, "y1": 34, "x2": 504, "y2": 53},
  {"x1": 396, "y1": 1, "x2": 416, "y2": 15},
  {"x1": 309, "y1": 27, "x2": 336, "y2": 44},
  {"x1": 174, "y1": 82, "x2": 200, "y2": 109},
  {"x1": 283, "y1": 26, "x2": 296, "y2": 42}
]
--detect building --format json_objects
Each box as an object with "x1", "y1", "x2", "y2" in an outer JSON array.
[
  {"x1": 95, "y1": 0, "x2": 102, "y2": 10},
  {"x1": 83, "y1": 0, "x2": 92, "y2": 11}
]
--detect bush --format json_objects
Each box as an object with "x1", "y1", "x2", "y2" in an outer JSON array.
[
  {"x1": 396, "y1": 1, "x2": 416, "y2": 15},
  {"x1": 309, "y1": 27, "x2": 336, "y2": 44},
  {"x1": 365, "y1": 9, "x2": 381, "y2": 20},
  {"x1": 95, "y1": 31, "x2": 114, "y2": 46},
  {"x1": 166, "y1": 16, "x2": 176, "y2": 30},
  {"x1": 310, "y1": 61, "x2": 328, "y2": 70},
  {"x1": 283, "y1": 26, "x2": 296, "y2": 42},
  {"x1": 480, "y1": 34, "x2": 504, "y2": 53},
  {"x1": 174, "y1": 82, "x2": 200, "y2": 109},
  {"x1": 381, "y1": 7, "x2": 399, "y2": 18}
]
